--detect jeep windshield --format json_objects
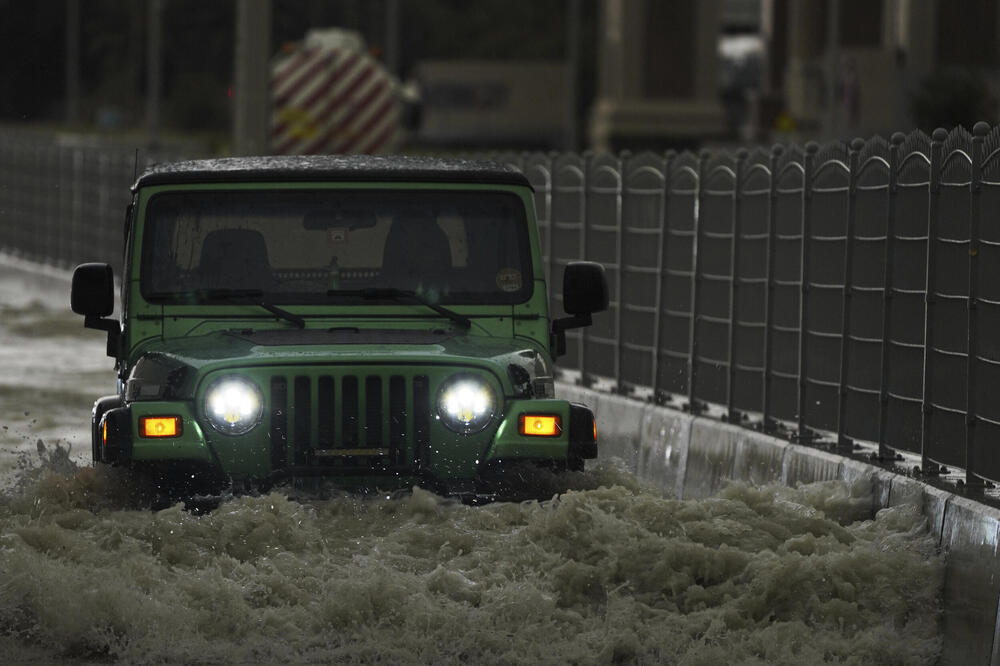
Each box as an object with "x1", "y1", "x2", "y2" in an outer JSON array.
[{"x1": 141, "y1": 189, "x2": 533, "y2": 305}]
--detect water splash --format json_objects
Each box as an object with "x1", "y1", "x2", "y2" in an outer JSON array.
[{"x1": 0, "y1": 458, "x2": 943, "y2": 665}]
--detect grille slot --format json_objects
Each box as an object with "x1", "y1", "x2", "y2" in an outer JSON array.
[
  {"x1": 269, "y1": 372, "x2": 432, "y2": 470},
  {"x1": 294, "y1": 376, "x2": 311, "y2": 464},
  {"x1": 317, "y1": 376, "x2": 335, "y2": 446},
  {"x1": 342, "y1": 376, "x2": 359, "y2": 447},
  {"x1": 389, "y1": 376, "x2": 406, "y2": 465},
  {"x1": 366, "y1": 377, "x2": 383, "y2": 448},
  {"x1": 270, "y1": 377, "x2": 288, "y2": 470},
  {"x1": 413, "y1": 375, "x2": 430, "y2": 469}
]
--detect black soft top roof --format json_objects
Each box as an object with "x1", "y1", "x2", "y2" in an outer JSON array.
[{"x1": 133, "y1": 155, "x2": 531, "y2": 191}]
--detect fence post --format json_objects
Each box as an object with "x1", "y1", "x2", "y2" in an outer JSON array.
[
  {"x1": 652, "y1": 150, "x2": 676, "y2": 405},
  {"x1": 761, "y1": 145, "x2": 782, "y2": 433},
  {"x1": 615, "y1": 151, "x2": 629, "y2": 393},
  {"x1": 579, "y1": 151, "x2": 593, "y2": 386},
  {"x1": 966, "y1": 122, "x2": 988, "y2": 485},
  {"x1": 920, "y1": 128, "x2": 947, "y2": 474},
  {"x1": 725, "y1": 149, "x2": 748, "y2": 423},
  {"x1": 0, "y1": 134, "x2": 6, "y2": 255},
  {"x1": 877, "y1": 133, "x2": 904, "y2": 461},
  {"x1": 835, "y1": 138, "x2": 863, "y2": 449},
  {"x1": 686, "y1": 150, "x2": 709, "y2": 414},
  {"x1": 37, "y1": 142, "x2": 49, "y2": 263},
  {"x1": 72, "y1": 147, "x2": 84, "y2": 267},
  {"x1": 796, "y1": 142, "x2": 818, "y2": 441},
  {"x1": 544, "y1": 151, "x2": 560, "y2": 335}
]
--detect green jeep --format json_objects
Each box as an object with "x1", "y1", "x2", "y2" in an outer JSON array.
[{"x1": 71, "y1": 156, "x2": 607, "y2": 501}]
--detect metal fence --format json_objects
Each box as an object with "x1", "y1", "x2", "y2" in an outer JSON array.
[
  {"x1": 3, "y1": 125, "x2": 1000, "y2": 486},
  {"x1": 0, "y1": 130, "x2": 184, "y2": 274},
  {"x1": 491, "y1": 122, "x2": 1000, "y2": 487}
]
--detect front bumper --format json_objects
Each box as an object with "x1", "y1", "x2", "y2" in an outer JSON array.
[{"x1": 99, "y1": 397, "x2": 597, "y2": 493}]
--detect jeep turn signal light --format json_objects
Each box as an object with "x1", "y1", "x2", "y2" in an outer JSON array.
[
  {"x1": 139, "y1": 416, "x2": 182, "y2": 438},
  {"x1": 519, "y1": 414, "x2": 561, "y2": 437}
]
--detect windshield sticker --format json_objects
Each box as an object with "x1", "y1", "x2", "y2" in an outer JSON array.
[{"x1": 496, "y1": 268, "x2": 522, "y2": 292}]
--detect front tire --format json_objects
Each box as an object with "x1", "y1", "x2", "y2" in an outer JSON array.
[{"x1": 91, "y1": 395, "x2": 122, "y2": 465}]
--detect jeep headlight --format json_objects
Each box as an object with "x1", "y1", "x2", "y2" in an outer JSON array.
[
  {"x1": 204, "y1": 375, "x2": 263, "y2": 435},
  {"x1": 437, "y1": 374, "x2": 497, "y2": 434}
]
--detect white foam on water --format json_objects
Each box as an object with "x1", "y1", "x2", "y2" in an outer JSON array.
[
  {"x1": 0, "y1": 258, "x2": 116, "y2": 486},
  {"x1": 0, "y1": 259, "x2": 944, "y2": 664},
  {"x1": 0, "y1": 456, "x2": 943, "y2": 665}
]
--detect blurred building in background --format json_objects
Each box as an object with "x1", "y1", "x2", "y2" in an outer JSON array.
[
  {"x1": 414, "y1": 61, "x2": 567, "y2": 148},
  {"x1": 590, "y1": 0, "x2": 1000, "y2": 150},
  {"x1": 2, "y1": 0, "x2": 1000, "y2": 154},
  {"x1": 590, "y1": 0, "x2": 728, "y2": 151},
  {"x1": 763, "y1": 0, "x2": 1000, "y2": 141}
]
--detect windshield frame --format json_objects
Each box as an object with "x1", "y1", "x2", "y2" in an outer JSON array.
[{"x1": 137, "y1": 184, "x2": 537, "y2": 307}]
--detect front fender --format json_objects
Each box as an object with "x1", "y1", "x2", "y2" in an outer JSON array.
[{"x1": 487, "y1": 399, "x2": 597, "y2": 463}]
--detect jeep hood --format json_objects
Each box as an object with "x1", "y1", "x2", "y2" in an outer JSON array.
[{"x1": 127, "y1": 327, "x2": 550, "y2": 400}]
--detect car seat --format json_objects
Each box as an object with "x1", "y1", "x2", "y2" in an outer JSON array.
[
  {"x1": 381, "y1": 212, "x2": 452, "y2": 288},
  {"x1": 198, "y1": 228, "x2": 273, "y2": 290}
]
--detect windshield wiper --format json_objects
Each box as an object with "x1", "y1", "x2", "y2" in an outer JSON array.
[
  {"x1": 149, "y1": 289, "x2": 305, "y2": 329},
  {"x1": 333, "y1": 288, "x2": 472, "y2": 329},
  {"x1": 257, "y1": 302, "x2": 306, "y2": 329}
]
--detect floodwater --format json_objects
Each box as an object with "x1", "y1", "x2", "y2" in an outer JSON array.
[{"x1": 0, "y1": 258, "x2": 944, "y2": 665}]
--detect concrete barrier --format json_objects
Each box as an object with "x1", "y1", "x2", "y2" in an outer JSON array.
[{"x1": 559, "y1": 382, "x2": 1000, "y2": 665}]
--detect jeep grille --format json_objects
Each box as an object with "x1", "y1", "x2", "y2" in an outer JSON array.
[{"x1": 269, "y1": 372, "x2": 432, "y2": 472}]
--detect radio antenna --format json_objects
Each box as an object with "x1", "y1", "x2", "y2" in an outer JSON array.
[{"x1": 132, "y1": 148, "x2": 139, "y2": 181}]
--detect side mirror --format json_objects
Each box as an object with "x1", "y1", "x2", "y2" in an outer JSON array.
[
  {"x1": 552, "y1": 261, "x2": 609, "y2": 357},
  {"x1": 563, "y1": 261, "x2": 609, "y2": 315},
  {"x1": 71, "y1": 263, "x2": 120, "y2": 358},
  {"x1": 72, "y1": 263, "x2": 115, "y2": 316}
]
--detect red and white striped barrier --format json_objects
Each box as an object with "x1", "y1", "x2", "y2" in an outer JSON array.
[{"x1": 270, "y1": 30, "x2": 400, "y2": 156}]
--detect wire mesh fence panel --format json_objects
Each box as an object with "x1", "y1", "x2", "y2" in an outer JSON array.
[
  {"x1": 619, "y1": 152, "x2": 666, "y2": 392},
  {"x1": 842, "y1": 139, "x2": 890, "y2": 445},
  {"x1": 768, "y1": 148, "x2": 806, "y2": 424},
  {"x1": 583, "y1": 153, "x2": 622, "y2": 382},
  {"x1": 801, "y1": 144, "x2": 850, "y2": 434},
  {"x1": 107, "y1": 152, "x2": 139, "y2": 270},
  {"x1": 59, "y1": 146, "x2": 81, "y2": 268},
  {"x1": 550, "y1": 153, "x2": 587, "y2": 373},
  {"x1": 730, "y1": 149, "x2": 771, "y2": 418},
  {"x1": 654, "y1": 151, "x2": 699, "y2": 400},
  {"x1": 884, "y1": 132, "x2": 931, "y2": 456},
  {"x1": 692, "y1": 151, "x2": 736, "y2": 408},
  {"x1": 973, "y1": 127, "x2": 1000, "y2": 482},
  {"x1": 79, "y1": 149, "x2": 107, "y2": 267},
  {"x1": 925, "y1": 130, "x2": 972, "y2": 471},
  {"x1": 523, "y1": 153, "x2": 554, "y2": 301},
  {"x1": 46, "y1": 145, "x2": 65, "y2": 265},
  {"x1": 28, "y1": 139, "x2": 50, "y2": 261},
  {"x1": 0, "y1": 130, "x2": 186, "y2": 276}
]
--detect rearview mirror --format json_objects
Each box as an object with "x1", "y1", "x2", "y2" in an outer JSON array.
[{"x1": 303, "y1": 207, "x2": 377, "y2": 230}]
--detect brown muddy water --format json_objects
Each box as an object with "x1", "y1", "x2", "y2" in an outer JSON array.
[{"x1": 0, "y1": 259, "x2": 944, "y2": 664}]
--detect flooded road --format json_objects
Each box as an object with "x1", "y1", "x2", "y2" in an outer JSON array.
[{"x1": 0, "y1": 258, "x2": 943, "y2": 664}]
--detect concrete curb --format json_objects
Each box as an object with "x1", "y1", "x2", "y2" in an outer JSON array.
[{"x1": 558, "y1": 382, "x2": 1000, "y2": 665}]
